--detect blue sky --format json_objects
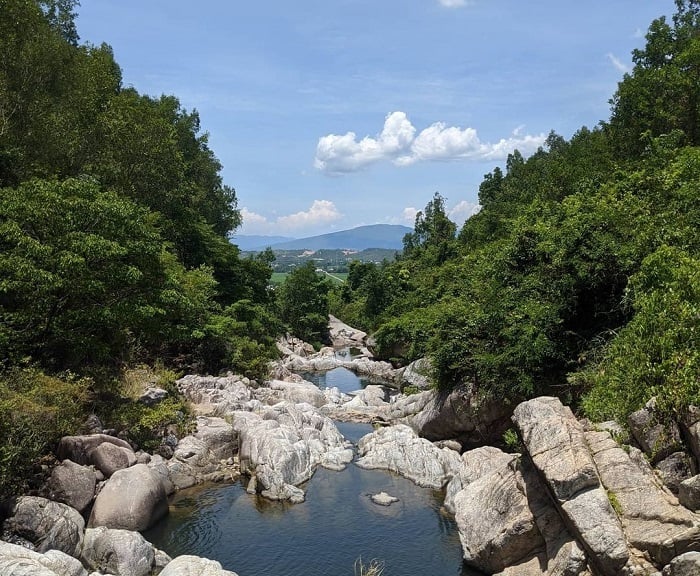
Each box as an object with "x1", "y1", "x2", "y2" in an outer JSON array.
[{"x1": 76, "y1": 1, "x2": 676, "y2": 238}]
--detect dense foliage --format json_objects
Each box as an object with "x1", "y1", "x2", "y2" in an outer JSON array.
[
  {"x1": 0, "y1": 0, "x2": 278, "y2": 498},
  {"x1": 339, "y1": 1, "x2": 700, "y2": 423}
]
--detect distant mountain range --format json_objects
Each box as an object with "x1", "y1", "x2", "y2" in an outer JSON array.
[{"x1": 232, "y1": 224, "x2": 412, "y2": 251}]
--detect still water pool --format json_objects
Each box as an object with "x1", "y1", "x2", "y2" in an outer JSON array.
[{"x1": 144, "y1": 369, "x2": 477, "y2": 576}]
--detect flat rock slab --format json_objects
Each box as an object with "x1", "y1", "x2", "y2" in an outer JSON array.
[
  {"x1": 513, "y1": 397, "x2": 629, "y2": 576},
  {"x1": 586, "y1": 430, "x2": 700, "y2": 566}
]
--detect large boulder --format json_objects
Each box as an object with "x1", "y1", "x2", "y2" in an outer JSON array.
[
  {"x1": 164, "y1": 416, "x2": 237, "y2": 489},
  {"x1": 513, "y1": 397, "x2": 629, "y2": 576},
  {"x1": 159, "y1": 555, "x2": 239, "y2": 576},
  {"x1": 586, "y1": 430, "x2": 700, "y2": 566},
  {"x1": 449, "y1": 446, "x2": 587, "y2": 576},
  {"x1": 0, "y1": 541, "x2": 87, "y2": 576},
  {"x1": 81, "y1": 527, "x2": 155, "y2": 576},
  {"x1": 45, "y1": 459, "x2": 96, "y2": 515},
  {"x1": 398, "y1": 357, "x2": 432, "y2": 391},
  {"x1": 88, "y1": 441, "x2": 137, "y2": 478},
  {"x1": 234, "y1": 402, "x2": 352, "y2": 502},
  {"x1": 453, "y1": 452, "x2": 544, "y2": 573},
  {"x1": 356, "y1": 424, "x2": 461, "y2": 489},
  {"x1": 444, "y1": 446, "x2": 514, "y2": 514},
  {"x1": 56, "y1": 434, "x2": 132, "y2": 466},
  {"x1": 328, "y1": 314, "x2": 367, "y2": 347},
  {"x1": 411, "y1": 383, "x2": 512, "y2": 445},
  {"x1": 679, "y1": 475, "x2": 700, "y2": 511},
  {"x1": 656, "y1": 452, "x2": 695, "y2": 495},
  {"x1": 1, "y1": 496, "x2": 84, "y2": 557},
  {"x1": 88, "y1": 463, "x2": 168, "y2": 531}
]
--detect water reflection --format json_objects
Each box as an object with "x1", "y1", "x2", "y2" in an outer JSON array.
[
  {"x1": 144, "y1": 365, "x2": 480, "y2": 576},
  {"x1": 145, "y1": 465, "x2": 476, "y2": 576}
]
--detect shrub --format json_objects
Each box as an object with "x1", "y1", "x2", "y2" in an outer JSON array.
[{"x1": 0, "y1": 367, "x2": 91, "y2": 500}]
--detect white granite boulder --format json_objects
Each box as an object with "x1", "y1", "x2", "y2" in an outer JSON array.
[
  {"x1": 0, "y1": 541, "x2": 87, "y2": 576},
  {"x1": 159, "y1": 555, "x2": 239, "y2": 576},
  {"x1": 81, "y1": 527, "x2": 155, "y2": 576},
  {"x1": 513, "y1": 397, "x2": 629, "y2": 576},
  {"x1": 356, "y1": 424, "x2": 461, "y2": 489},
  {"x1": 2, "y1": 496, "x2": 84, "y2": 557},
  {"x1": 88, "y1": 463, "x2": 168, "y2": 531}
]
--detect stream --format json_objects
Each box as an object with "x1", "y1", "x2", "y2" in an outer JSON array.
[{"x1": 144, "y1": 366, "x2": 476, "y2": 576}]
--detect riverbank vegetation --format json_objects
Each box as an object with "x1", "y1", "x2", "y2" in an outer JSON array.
[
  {"x1": 1, "y1": 0, "x2": 699, "y2": 500},
  {"x1": 333, "y1": 1, "x2": 700, "y2": 425},
  {"x1": 0, "y1": 0, "x2": 280, "y2": 499}
]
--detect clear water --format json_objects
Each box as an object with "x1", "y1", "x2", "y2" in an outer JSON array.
[
  {"x1": 144, "y1": 369, "x2": 476, "y2": 576},
  {"x1": 299, "y1": 367, "x2": 374, "y2": 394}
]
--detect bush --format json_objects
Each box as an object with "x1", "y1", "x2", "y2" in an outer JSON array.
[{"x1": 0, "y1": 368, "x2": 91, "y2": 500}]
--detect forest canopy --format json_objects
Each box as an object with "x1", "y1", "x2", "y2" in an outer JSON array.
[{"x1": 333, "y1": 0, "x2": 700, "y2": 424}]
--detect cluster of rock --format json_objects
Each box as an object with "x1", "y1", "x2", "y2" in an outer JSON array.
[
  {"x1": 0, "y1": 496, "x2": 236, "y2": 576},
  {"x1": 6, "y1": 316, "x2": 700, "y2": 575}
]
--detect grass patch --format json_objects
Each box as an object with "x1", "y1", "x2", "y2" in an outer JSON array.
[{"x1": 354, "y1": 558, "x2": 384, "y2": 576}]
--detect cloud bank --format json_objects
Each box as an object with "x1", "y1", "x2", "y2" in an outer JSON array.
[
  {"x1": 241, "y1": 200, "x2": 342, "y2": 235},
  {"x1": 315, "y1": 112, "x2": 546, "y2": 174}
]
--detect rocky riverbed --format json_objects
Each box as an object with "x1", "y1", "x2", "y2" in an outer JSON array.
[{"x1": 3, "y1": 316, "x2": 700, "y2": 575}]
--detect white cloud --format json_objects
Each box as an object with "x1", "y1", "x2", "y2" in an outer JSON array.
[
  {"x1": 606, "y1": 52, "x2": 630, "y2": 74},
  {"x1": 438, "y1": 0, "x2": 469, "y2": 7},
  {"x1": 314, "y1": 111, "x2": 414, "y2": 173},
  {"x1": 315, "y1": 111, "x2": 546, "y2": 174},
  {"x1": 449, "y1": 200, "x2": 481, "y2": 226},
  {"x1": 240, "y1": 200, "x2": 342, "y2": 235},
  {"x1": 277, "y1": 200, "x2": 342, "y2": 229},
  {"x1": 402, "y1": 207, "x2": 419, "y2": 223}
]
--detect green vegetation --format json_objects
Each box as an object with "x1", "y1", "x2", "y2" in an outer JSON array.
[
  {"x1": 277, "y1": 261, "x2": 332, "y2": 346},
  {"x1": 2, "y1": 0, "x2": 700, "y2": 500},
  {"x1": 339, "y1": 1, "x2": 700, "y2": 425},
  {"x1": 0, "y1": 0, "x2": 279, "y2": 499}
]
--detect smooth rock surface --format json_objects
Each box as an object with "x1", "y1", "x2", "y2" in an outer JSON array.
[
  {"x1": 56, "y1": 434, "x2": 132, "y2": 467},
  {"x1": 411, "y1": 383, "x2": 512, "y2": 445},
  {"x1": 454, "y1": 453, "x2": 544, "y2": 573},
  {"x1": 88, "y1": 463, "x2": 168, "y2": 531},
  {"x1": 2, "y1": 496, "x2": 84, "y2": 557},
  {"x1": 662, "y1": 551, "x2": 700, "y2": 576},
  {"x1": 679, "y1": 475, "x2": 700, "y2": 511},
  {"x1": 513, "y1": 397, "x2": 629, "y2": 576},
  {"x1": 88, "y1": 441, "x2": 137, "y2": 478},
  {"x1": 587, "y1": 430, "x2": 700, "y2": 566},
  {"x1": 328, "y1": 314, "x2": 367, "y2": 346},
  {"x1": 46, "y1": 459, "x2": 96, "y2": 514},
  {"x1": 444, "y1": 446, "x2": 514, "y2": 514},
  {"x1": 0, "y1": 541, "x2": 87, "y2": 576},
  {"x1": 356, "y1": 424, "x2": 461, "y2": 489},
  {"x1": 81, "y1": 527, "x2": 155, "y2": 576},
  {"x1": 159, "y1": 555, "x2": 239, "y2": 576},
  {"x1": 398, "y1": 357, "x2": 432, "y2": 390}
]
